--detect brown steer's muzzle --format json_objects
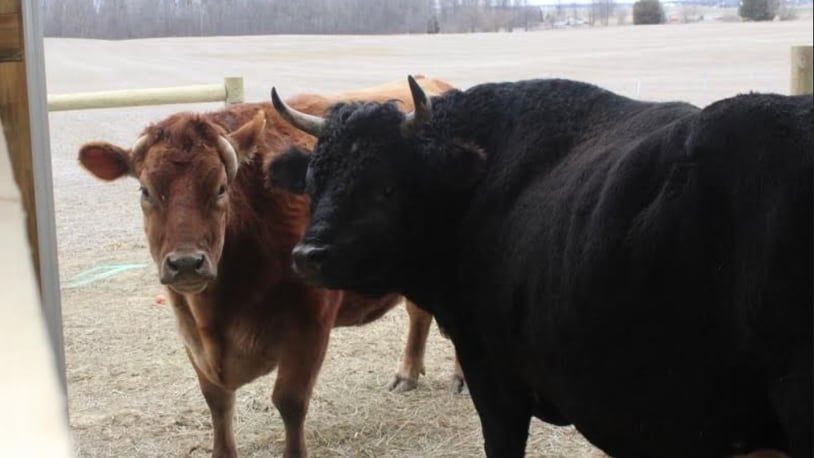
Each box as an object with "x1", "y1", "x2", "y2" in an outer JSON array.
[{"x1": 159, "y1": 249, "x2": 216, "y2": 294}]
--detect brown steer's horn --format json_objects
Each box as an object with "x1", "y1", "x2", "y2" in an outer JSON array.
[
  {"x1": 271, "y1": 87, "x2": 325, "y2": 137},
  {"x1": 401, "y1": 75, "x2": 432, "y2": 136},
  {"x1": 217, "y1": 136, "x2": 239, "y2": 183},
  {"x1": 132, "y1": 134, "x2": 150, "y2": 156}
]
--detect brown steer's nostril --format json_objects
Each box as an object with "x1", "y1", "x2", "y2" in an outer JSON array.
[
  {"x1": 162, "y1": 252, "x2": 210, "y2": 284},
  {"x1": 167, "y1": 254, "x2": 203, "y2": 273}
]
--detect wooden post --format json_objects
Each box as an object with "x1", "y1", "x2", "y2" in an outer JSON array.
[
  {"x1": 224, "y1": 76, "x2": 244, "y2": 105},
  {"x1": 0, "y1": 0, "x2": 66, "y2": 394},
  {"x1": 0, "y1": 6, "x2": 22, "y2": 62},
  {"x1": 0, "y1": 0, "x2": 38, "y2": 285},
  {"x1": 790, "y1": 45, "x2": 813, "y2": 96}
]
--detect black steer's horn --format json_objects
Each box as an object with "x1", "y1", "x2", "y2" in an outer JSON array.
[
  {"x1": 271, "y1": 87, "x2": 325, "y2": 137},
  {"x1": 402, "y1": 75, "x2": 432, "y2": 136}
]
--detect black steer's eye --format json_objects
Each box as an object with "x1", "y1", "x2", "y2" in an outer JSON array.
[{"x1": 375, "y1": 185, "x2": 394, "y2": 203}]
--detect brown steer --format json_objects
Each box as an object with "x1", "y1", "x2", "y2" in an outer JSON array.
[{"x1": 77, "y1": 77, "x2": 461, "y2": 458}]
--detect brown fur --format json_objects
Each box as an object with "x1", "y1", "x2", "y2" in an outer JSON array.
[{"x1": 78, "y1": 76, "x2": 455, "y2": 458}]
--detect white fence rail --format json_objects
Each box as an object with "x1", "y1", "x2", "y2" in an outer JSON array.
[{"x1": 47, "y1": 76, "x2": 244, "y2": 112}]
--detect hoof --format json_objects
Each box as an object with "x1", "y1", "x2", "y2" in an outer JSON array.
[
  {"x1": 283, "y1": 449, "x2": 307, "y2": 458},
  {"x1": 212, "y1": 447, "x2": 238, "y2": 458},
  {"x1": 450, "y1": 375, "x2": 468, "y2": 394},
  {"x1": 389, "y1": 375, "x2": 419, "y2": 393}
]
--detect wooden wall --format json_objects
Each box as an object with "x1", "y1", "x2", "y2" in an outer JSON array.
[
  {"x1": 0, "y1": 0, "x2": 39, "y2": 287},
  {"x1": 0, "y1": 0, "x2": 65, "y2": 394}
]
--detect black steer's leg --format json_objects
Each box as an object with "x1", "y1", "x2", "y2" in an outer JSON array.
[
  {"x1": 456, "y1": 345, "x2": 532, "y2": 457},
  {"x1": 769, "y1": 363, "x2": 813, "y2": 457},
  {"x1": 480, "y1": 401, "x2": 532, "y2": 458}
]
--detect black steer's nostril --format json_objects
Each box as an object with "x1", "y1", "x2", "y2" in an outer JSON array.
[{"x1": 292, "y1": 244, "x2": 329, "y2": 276}]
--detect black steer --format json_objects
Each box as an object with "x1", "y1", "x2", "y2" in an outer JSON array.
[{"x1": 269, "y1": 77, "x2": 813, "y2": 458}]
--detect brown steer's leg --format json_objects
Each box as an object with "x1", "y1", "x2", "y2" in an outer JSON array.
[
  {"x1": 272, "y1": 321, "x2": 331, "y2": 458},
  {"x1": 390, "y1": 300, "x2": 432, "y2": 392},
  {"x1": 191, "y1": 362, "x2": 237, "y2": 458}
]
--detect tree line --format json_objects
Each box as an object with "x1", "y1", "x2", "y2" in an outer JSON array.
[{"x1": 41, "y1": 0, "x2": 545, "y2": 39}]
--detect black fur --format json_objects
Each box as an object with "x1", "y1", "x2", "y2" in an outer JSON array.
[{"x1": 273, "y1": 78, "x2": 813, "y2": 458}]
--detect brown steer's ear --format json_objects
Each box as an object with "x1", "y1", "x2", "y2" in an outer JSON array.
[
  {"x1": 228, "y1": 110, "x2": 267, "y2": 161},
  {"x1": 78, "y1": 142, "x2": 133, "y2": 181}
]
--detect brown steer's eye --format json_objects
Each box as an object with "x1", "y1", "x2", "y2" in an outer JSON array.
[
  {"x1": 140, "y1": 186, "x2": 150, "y2": 200},
  {"x1": 217, "y1": 185, "x2": 227, "y2": 198}
]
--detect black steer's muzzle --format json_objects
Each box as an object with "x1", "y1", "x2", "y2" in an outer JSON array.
[
  {"x1": 291, "y1": 242, "x2": 332, "y2": 283},
  {"x1": 292, "y1": 239, "x2": 396, "y2": 295}
]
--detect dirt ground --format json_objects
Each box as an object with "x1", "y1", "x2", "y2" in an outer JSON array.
[{"x1": 49, "y1": 20, "x2": 812, "y2": 457}]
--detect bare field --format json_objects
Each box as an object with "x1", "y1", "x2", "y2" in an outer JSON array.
[{"x1": 49, "y1": 20, "x2": 812, "y2": 457}]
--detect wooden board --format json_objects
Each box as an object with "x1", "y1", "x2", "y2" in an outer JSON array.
[
  {"x1": 0, "y1": 12, "x2": 21, "y2": 61},
  {"x1": 0, "y1": 0, "x2": 40, "y2": 288}
]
